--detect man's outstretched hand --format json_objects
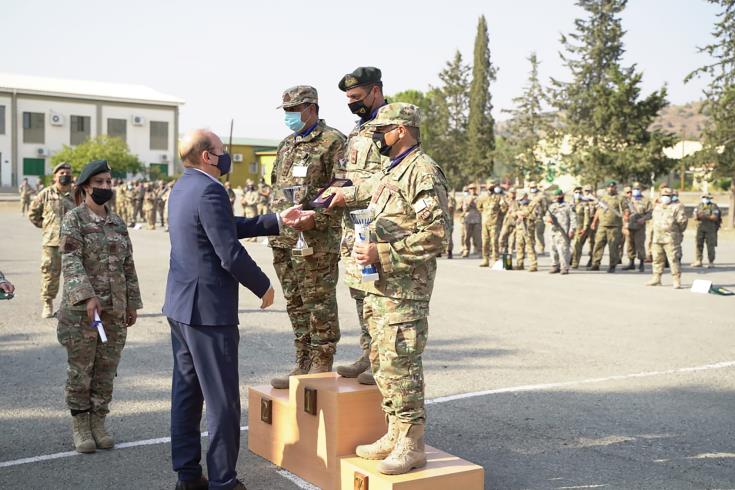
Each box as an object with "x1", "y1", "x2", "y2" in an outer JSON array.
[
  {"x1": 260, "y1": 286, "x2": 275, "y2": 309},
  {"x1": 280, "y1": 205, "x2": 316, "y2": 228}
]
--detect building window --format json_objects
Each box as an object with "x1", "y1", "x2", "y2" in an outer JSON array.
[
  {"x1": 149, "y1": 163, "x2": 168, "y2": 179},
  {"x1": 150, "y1": 121, "x2": 169, "y2": 150},
  {"x1": 107, "y1": 118, "x2": 127, "y2": 142},
  {"x1": 249, "y1": 162, "x2": 258, "y2": 174},
  {"x1": 23, "y1": 158, "x2": 45, "y2": 176},
  {"x1": 22, "y1": 112, "x2": 45, "y2": 143},
  {"x1": 70, "y1": 115, "x2": 91, "y2": 146},
  {"x1": 0, "y1": 106, "x2": 5, "y2": 135}
]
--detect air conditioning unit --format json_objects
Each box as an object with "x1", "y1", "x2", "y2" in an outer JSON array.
[
  {"x1": 161, "y1": 154, "x2": 169, "y2": 162},
  {"x1": 50, "y1": 112, "x2": 65, "y2": 126},
  {"x1": 232, "y1": 153, "x2": 244, "y2": 162},
  {"x1": 37, "y1": 147, "x2": 49, "y2": 157},
  {"x1": 131, "y1": 115, "x2": 145, "y2": 126}
]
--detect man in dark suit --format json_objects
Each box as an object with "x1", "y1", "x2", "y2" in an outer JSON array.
[{"x1": 164, "y1": 129, "x2": 311, "y2": 490}]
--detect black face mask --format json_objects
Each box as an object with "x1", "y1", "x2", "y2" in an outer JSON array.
[
  {"x1": 90, "y1": 187, "x2": 113, "y2": 205},
  {"x1": 348, "y1": 89, "x2": 374, "y2": 118},
  {"x1": 372, "y1": 132, "x2": 393, "y2": 157},
  {"x1": 58, "y1": 175, "x2": 72, "y2": 186}
]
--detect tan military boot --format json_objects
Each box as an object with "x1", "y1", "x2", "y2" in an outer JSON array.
[
  {"x1": 377, "y1": 422, "x2": 427, "y2": 475},
  {"x1": 478, "y1": 257, "x2": 489, "y2": 267},
  {"x1": 308, "y1": 349, "x2": 334, "y2": 374},
  {"x1": 42, "y1": 299, "x2": 54, "y2": 318},
  {"x1": 356, "y1": 415, "x2": 398, "y2": 460},
  {"x1": 72, "y1": 413, "x2": 96, "y2": 453},
  {"x1": 271, "y1": 348, "x2": 311, "y2": 389},
  {"x1": 672, "y1": 274, "x2": 682, "y2": 289},
  {"x1": 691, "y1": 260, "x2": 703, "y2": 267},
  {"x1": 336, "y1": 351, "x2": 370, "y2": 378},
  {"x1": 90, "y1": 413, "x2": 114, "y2": 449},
  {"x1": 357, "y1": 371, "x2": 376, "y2": 385},
  {"x1": 645, "y1": 274, "x2": 662, "y2": 286}
]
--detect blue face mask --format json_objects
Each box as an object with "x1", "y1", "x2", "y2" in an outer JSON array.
[
  {"x1": 632, "y1": 189, "x2": 642, "y2": 198},
  {"x1": 284, "y1": 111, "x2": 305, "y2": 133},
  {"x1": 661, "y1": 196, "x2": 671, "y2": 205},
  {"x1": 672, "y1": 195, "x2": 679, "y2": 202},
  {"x1": 210, "y1": 151, "x2": 232, "y2": 175},
  {"x1": 493, "y1": 186, "x2": 502, "y2": 194}
]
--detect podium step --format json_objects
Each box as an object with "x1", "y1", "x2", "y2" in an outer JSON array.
[
  {"x1": 340, "y1": 446, "x2": 485, "y2": 490},
  {"x1": 248, "y1": 372, "x2": 387, "y2": 490}
]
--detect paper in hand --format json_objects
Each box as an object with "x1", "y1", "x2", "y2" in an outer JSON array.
[{"x1": 94, "y1": 311, "x2": 108, "y2": 343}]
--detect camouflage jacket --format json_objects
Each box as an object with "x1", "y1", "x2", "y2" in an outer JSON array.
[
  {"x1": 242, "y1": 189, "x2": 260, "y2": 207},
  {"x1": 652, "y1": 202, "x2": 688, "y2": 244},
  {"x1": 269, "y1": 119, "x2": 345, "y2": 252},
  {"x1": 695, "y1": 202, "x2": 721, "y2": 232},
  {"x1": 625, "y1": 197, "x2": 653, "y2": 230},
  {"x1": 574, "y1": 200, "x2": 591, "y2": 231},
  {"x1": 368, "y1": 149, "x2": 449, "y2": 301},
  {"x1": 59, "y1": 204, "x2": 143, "y2": 317},
  {"x1": 143, "y1": 189, "x2": 157, "y2": 209},
  {"x1": 19, "y1": 182, "x2": 32, "y2": 200},
  {"x1": 461, "y1": 195, "x2": 481, "y2": 224},
  {"x1": 258, "y1": 184, "x2": 272, "y2": 205},
  {"x1": 596, "y1": 194, "x2": 625, "y2": 227},
  {"x1": 548, "y1": 201, "x2": 576, "y2": 235},
  {"x1": 28, "y1": 185, "x2": 76, "y2": 247},
  {"x1": 477, "y1": 193, "x2": 508, "y2": 225},
  {"x1": 529, "y1": 192, "x2": 548, "y2": 222}
]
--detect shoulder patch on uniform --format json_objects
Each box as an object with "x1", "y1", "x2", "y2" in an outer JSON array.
[{"x1": 61, "y1": 236, "x2": 82, "y2": 253}]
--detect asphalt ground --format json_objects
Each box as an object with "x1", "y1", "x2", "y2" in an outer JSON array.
[{"x1": 1, "y1": 205, "x2": 734, "y2": 490}]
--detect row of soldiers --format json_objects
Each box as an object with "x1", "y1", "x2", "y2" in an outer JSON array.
[{"x1": 454, "y1": 179, "x2": 722, "y2": 283}]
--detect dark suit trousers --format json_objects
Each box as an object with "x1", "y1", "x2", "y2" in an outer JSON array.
[{"x1": 169, "y1": 318, "x2": 241, "y2": 490}]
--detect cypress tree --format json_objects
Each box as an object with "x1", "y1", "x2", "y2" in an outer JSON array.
[{"x1": 467, "y1": 15, "x2": 497, "y2": 180}]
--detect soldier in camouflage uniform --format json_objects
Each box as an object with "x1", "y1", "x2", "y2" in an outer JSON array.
[
  {"x1": 461, "y1": 184, "x2": 481, "y2": 257},
  {"x1": 499, "y1": 187, "x2": 517, "y2": 254},
  {"x1": 57, "y1": 160, "x2": 142, "y2": 453},
  {"x1": 528, "y1": 181, "x2": 547, "y2": 254},
  {"x1": 692, "y1": 192, "x2": 721, "y2": 268},
  {"x1": 19, "y1": 177, "x2": 33, "y2": 215},
  {"x1": 571, "y1": 185, "x2": 589, "y2": 269},
  {"x1": 29, "y1": 162, "x2": 76, "y2": 318},
  {"x1": 115, "y1": 181, "x2": 128, "y2": 225},
  {"x1": 547, "y1": 189, "x2": 576, "y2": 274},
  {"x1": 257, "y1": 180, "x2": 272, "y2": 215},
  {"x1": 155, "y1": 180, "x2": 167, "y2": 227},
  {"x1": 269, "y1": 86, "x2": 346, "y2": 389},
  {"x1": 646, "y1": 187, "x2": 688, "y2": 289},
  {"x1": 590, "y1": 180, "x2": 625, "y2": 272},
  {"x1": 242, "y1": 179, "x2": 260, "y2": 218},
  {"x1": 143, "y1": 183, "x2": 157, "y2": 230},
  {"x1": 477, "y1": 179, "x2": 508, "y2": 267},
  {"x1": 445, "y1": 189, "x2": 456, "y2": 259},
  {"x1": 512, "y1": 190, "x2": 539, "y2": 271},
  {"x1": 348, "y1": 103, "x2": 449, "y2": 475},
  {"x1": 623, "y1": 182, "x2": 652, "y2": 272},
  {"x1": 326, "y1": 67, "x2": 389, "y2": 386},
  {"x1": 224, "y1": 181, "x2": 236, "y2": 211}
]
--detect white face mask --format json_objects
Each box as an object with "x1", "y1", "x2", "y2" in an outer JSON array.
[
  {"x1": 661, "y1": 196, "x2": 672, "y2": 205},
  {"x1": 574, "y1": 192, "x2": 582, "y2": 200},
  {"x1": 702, "y1": 198, "x2": 710, "y2": 205},
  {"x1": 493, "y1": 186, "x2": 502, "y2": 194}
]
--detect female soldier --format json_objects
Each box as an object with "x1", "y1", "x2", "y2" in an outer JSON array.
[{"x1": 57, "y1": 160, "x2": 142, "y2": 453}]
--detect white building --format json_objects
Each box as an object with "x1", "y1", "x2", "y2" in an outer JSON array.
[{"x1": 0, "y1": 73, "x2": 184, "y2": 188}]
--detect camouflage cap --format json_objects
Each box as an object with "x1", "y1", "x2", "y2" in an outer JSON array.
[
  {"x1": 487, "y1": 178, "x2": 499, "y2": 186},
  {"x1": 77, "y1": 160, "x2": 111, "y2": 187},
  {"x1": 573, "y1": 185, "x2": 582, "y2": 191},
  {"x1": 702, "y1": 192, "x2": 713, "y2": 198},
  {"x1": 583, "y1": 184, "x2": 593, "y2": 192},
  {"x1": 660, "y1": 187, "x2": 673, "y2": 196},
  {"x1": 624, "y1": 186, "x2": 632, "y2": 193},
  {"x1": 53, "y1": 162, "x2": 71, "y2": 174},
  {"x1": 632, "y1": 181, "x2": 642, "y2": 189},
  {"x1": 467, "y1": 183, "x2": 477, "y2": 189},
  {"x1": 277, "y1": 85, "x2": 318, "y2": 109},
  {"x1": 246, "y1": 179, "x2": 254, "y2": 186},
  {"x1": 528, "y1": 180, "x2": 538, "y2": 188},
  {"x1": 338, "y1": 66, "x2": 382, "y2": 92},
  {"x1": 365, "y1": 102, "x2": 421, "y2": 128}
]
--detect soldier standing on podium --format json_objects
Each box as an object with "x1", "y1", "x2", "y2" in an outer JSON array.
[{"x1": 333, "y1": 103, "x2": 449, "y2": 475}]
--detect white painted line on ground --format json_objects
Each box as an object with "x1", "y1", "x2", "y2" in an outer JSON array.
[{"x1": 1, "y1": 360, "x2": 734, "y2": 487}]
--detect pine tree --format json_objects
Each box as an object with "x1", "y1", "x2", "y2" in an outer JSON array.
[
  {"x1": 467, "y1": 15, "x2": 497, "y2": 180},
  {"x1": 550, "y1": 0, "x2": 673, "y2": 185},
  {"x1": 435, "y1": 50, "x2": 471, "y2": 188},
  {"x1": 503, "y1": 52, "x2": 552, "y2": 184},
  {"x1": 686, "y1": 0, "x2": 735, "y2": 227}
]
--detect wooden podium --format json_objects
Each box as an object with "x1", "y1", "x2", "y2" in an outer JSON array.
[{"x1": 247, "y1": 372, "x2": 484, "y2": 490}]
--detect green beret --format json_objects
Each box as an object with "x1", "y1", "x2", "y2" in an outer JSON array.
[
  {"x1": 53, "y1": 162, "x2": 71, "y2": 174},
  {"x1": 553, "y1": 189, "x2": 563, "y2": 196},
  {"x1": 338, "y1": 66, "x2": 382, "y2": 92},
  {"x1": 77, "y1": 160, "x2": 112, "y2": 187},
  {"x1": 607, "y1": 179, "x2": 617, "y2": 186}
]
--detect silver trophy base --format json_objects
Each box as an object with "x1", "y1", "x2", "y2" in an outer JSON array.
[
  {"x1": 292, "y1": 246, "x2": 313, "y2": 257},
  {"x1": 361, "y1": 272, "x2": 379, "y2": 282}
]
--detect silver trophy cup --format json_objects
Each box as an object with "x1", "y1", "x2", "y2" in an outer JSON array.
[
  {"x1": 349, "y1": 208, "x2": 379, "y2": 282},
  {"x1": 281, "y1": 185, "x2": 313, "y2": 257}
]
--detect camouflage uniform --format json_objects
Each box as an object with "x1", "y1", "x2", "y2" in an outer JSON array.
[
  {"x1": 591, "y1": 192, "x2": 625, "y2": 269},
  {"x1": 269, "y1": 110, "x2": 345, "y2": 370},
  {"x1": 143, "y1": 185, "x2": 157, "y2": 229},
  {"x1": 571, "y1": 195, "x2": 592, "y2": 268},
  {"x1": 650, "y1": 196, "x2": 688, "y2": 284},
  {"x1": 19, "y1": 181, "x2": 33, "y2": 215},
  {"x1": 498, "y1": 190, "x2": 517, "y2": 253},
  {"x1": 445, "y1": 191, "x2": 456, "y2": 257},
  {"x1": 126, "y1": 184, "x2": 138, "y2": 225},
  {"x1": 224, "y1": 183, "x2": 236, "y2": 211},
  {"x1": 477, "y1": 185, "x2": 508, "y2": 265},
  {"x1": 694, "y1": 198, "x2": 721, "y2": 266},
  {"x1": 624, "y1": 193, "x2": 653, "y2": 266},
  {"x1": 548, "y1": 197, "x2": 576, "y2": 273},
  {"x1": 242, "y1": 182, "x2": 260, "y2": 218},
  {"x1": 362, "y1": 107, "x2": 448, "y2": 427},
  {"x1": 460, "y1": 191, "x2": 481, "y2": 256},
  {"x1": 257, "y1": 183, "x2": 272, "y2": 215},
  {"x1": 115, "y1": 184, "x2": 128, "y2": 225},
  {"x1": 512, "y1": 193, "x2": 540, "y2": 271},
  {"x1": 57, "y1": 203, "x2": 142, "y2": 416},
  {"x1": 529, "y1": 186, "x2": 547, "y2": 254},
  {"x1": 133, "y1": 183, "x2": 145, "y2": 223},
  {"x1": 29, "y1": 185, "x2": 76, "y2": 303},
  {"x1": 156, "y1": 183, "x2": 168, "y2": 226}
]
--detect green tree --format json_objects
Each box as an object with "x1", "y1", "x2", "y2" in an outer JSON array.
[
  {"x1": 467, "y1": 15, "x2": 497, "y2": 180},
  {"x1": 502, "y1": 52, "x2": 552, "y2": 184},
  {"x1": 686, "y1": 0, "x2": 735, "y2": 227},
  {"x1": 51, "y1": 135, "x2": 142, "y2": 176},
  {"x1": 550, "y1": 0, "x2": 674, "y2": 185},
  {"x1": 435, "y1": 51, "x2": 471, "y2": 187}
]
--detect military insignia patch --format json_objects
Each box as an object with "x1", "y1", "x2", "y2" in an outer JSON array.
[{"x1": 344, "y1": 75, "x2": 358, "y2": 88}]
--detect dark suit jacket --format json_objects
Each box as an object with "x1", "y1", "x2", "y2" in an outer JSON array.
[{"x1": 163, "y1": 168, "x2": 279, "y2": 326}]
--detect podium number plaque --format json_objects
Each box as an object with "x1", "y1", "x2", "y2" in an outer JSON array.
[{"x1": 304, "y1": 387, "x2": 318, "y2": 415}]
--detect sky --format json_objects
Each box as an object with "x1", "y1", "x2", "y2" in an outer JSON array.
[{"x1": 1, "y1": 0, "x2": 722, "y2": 141}]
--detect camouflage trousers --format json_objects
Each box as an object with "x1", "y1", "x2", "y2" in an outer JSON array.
[
  {"x1": 572, "y1": 229, "x2": 593, "y2": 267},
  {"x1": 462, "y1": 222, "x2": 481, "y2": 255},
  {"x1": 445, "y1": 216, "x2": 454, "y2": 255},
  {"x1": 592, "y1": 226, "x2": 622, "y2": 267},
  {"x1": 481, "y1": 220, "x2": 502, "y2": 261},
  {"x1": 626, "y1": 227, "x2": 647, "y2": 261},
  {"x1": 550, "y1": 232, "x2": 572, "y2": 271},
  {"x1": 21, "y1": 197, "x2": 31, "y2": 215},
  {"x1": 514, "y1": 226, "x2": 537, "y2": 269},
  {"x1": 257, "y1": 204, "x2": 270, "y2": 215},
  {"x1": 696, "y1": 228, "x2": 717, "y2": 263},
  {"x1": 535, "y1": 221, "x2": 546, "y2": 253},
  {"x1": 350, "y1": 287, "x2": 371, "y2": 352},
  {"x1": 144, "y1": 205, "x2": 156, "y2": 230},
  {"x1": 157, "y1": 202, "x2": 166, "y2": 227},
  {"x1": 272, "y1": 248, "x2": 340, "y2": 355},
  {"x1": 40, "y1": 246, "x2": 61, "y2": 301},
  {"x1": 244, "y1": 205, "x2": 258, "y2": 219},
  {"x1": 57, "y1": 309, "x2": 127, "y2": 415},
  {"x1": 364, "y1": 294, "x2": 428, "y2": 425},
  {"x1": 652, "y1": 241, "x2": 681, "y2": 277},
  {"x1": 499, "y1": 222, "x2": 515, "y2": 253}
]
